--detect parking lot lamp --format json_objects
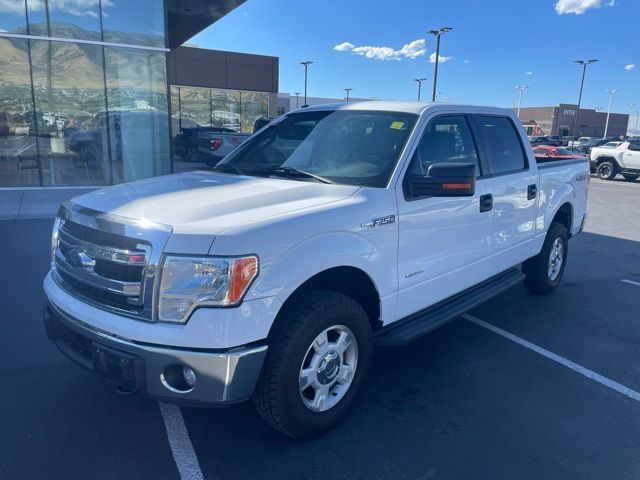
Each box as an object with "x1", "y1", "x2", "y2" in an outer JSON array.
[
  {"x1": 429, "y1": 27, "x2": 453, "y2": 102},
  {"x1": 571, "y1": 59, "x2": 598, "y2": 138},
  {"x1": 300, "y1": 61, "x2": 313, "y2": 107},
  {"x1": 414, "y1": 78, "x2": 427, "y2": 101},
  {"x1": 293, "y1": 92, "x2": 301, "y2": 109},
  {"x1": 516, "y1": 85, "x2": 528, "y2": 118},
  {"x1": 635, "y1": 111, "x2": 640, "y2": 134},
  {"x1": 603, "y1": 89, "x2": 618, "y2": 138},
  {"x1": 344, "y1": 88, "x2": 353, "y2": 102}
]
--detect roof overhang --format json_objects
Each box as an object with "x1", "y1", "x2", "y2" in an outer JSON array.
[{"x1": 166, "y1": 0, "x2": 246, "y2": 49}]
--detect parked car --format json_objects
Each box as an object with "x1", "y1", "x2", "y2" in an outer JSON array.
[
  {"x1": 529, "y1": 135, "x2": 549, "y2": 146},
  {"x1": 533, "y1": 146, "x2": 587, "y2": 162},
  {"x1": 546, "y1": 135, "x2": 562, "y2": 146},
  {"x1": 44, "y1": 102, "x2": 589, "y2": 438},
  {"x1": 174, "y1": 125, "x2": 238, "y2": 162},
  {"x1": 197, "y1": 130, "x2": 250, "y2": 166},
  {"x1": 590, "y1": 139, "x2": 640, "y2": 181},
  {"x1": 601, "y1": 141, "x2": 623, "y2": 148}
]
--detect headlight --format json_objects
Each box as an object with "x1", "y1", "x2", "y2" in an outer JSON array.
[
  {"x1": 51, "y1": 217, "x2": 61, "y2": 269},
  {"x1": 158, "y1": 255, "x2": 258, "y2": 322}
]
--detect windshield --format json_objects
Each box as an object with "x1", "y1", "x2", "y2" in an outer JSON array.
[{"x1": 213, "y1": 110, "x2": 418, "y2": 187}]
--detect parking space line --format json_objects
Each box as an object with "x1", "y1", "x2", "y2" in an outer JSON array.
[
  {"x1": 621, "y1": 279, "x2": 640, "y2": 287},
  {"x1": 462, "y1": 314, "x2": 640, "y2": 403},
  {"x1": 159, "y1": 403, "x2": 204, "y2": 480}
]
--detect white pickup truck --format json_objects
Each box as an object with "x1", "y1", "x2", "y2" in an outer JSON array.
[
  {"x1": 44, "y1": 102, "x2": 589, "y2": 438},
  {"x1": 589, "y1": 139, "x2": 640, "y2": 181}
]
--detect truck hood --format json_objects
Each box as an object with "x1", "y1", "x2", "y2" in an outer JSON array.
[{"x1": 71, "y1": 171, "x2": 360, "y2": 235}]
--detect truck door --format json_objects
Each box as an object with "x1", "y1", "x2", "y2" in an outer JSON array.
[
  {"x1": 623, "y1": 141, "x2": 640, "y2": 169},
  {"x1": 472, "y1": 114, "x2": 538, "y2": 272},
  {"x1": 394, "y1": 114, "x2": 494, "y2": 320}
]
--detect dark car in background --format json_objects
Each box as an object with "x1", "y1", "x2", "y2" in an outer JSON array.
[
  {"x1": 529, "y1": 135, "x2": 549, "y2": 146},
  {"x1": 174, "y1": 125, "x2": 238, "y2": 162}
]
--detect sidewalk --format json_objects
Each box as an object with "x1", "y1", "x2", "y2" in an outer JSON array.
[{"x1": 0, "y1": 189, "x2": 95, "y2": 220}]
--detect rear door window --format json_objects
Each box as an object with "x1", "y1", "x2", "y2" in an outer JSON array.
[{"x1": 475, "y1": 115, "x2": 527, "y2": 175}]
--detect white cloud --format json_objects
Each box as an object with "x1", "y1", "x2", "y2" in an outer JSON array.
[
  {"x1": 525, "y1": 71, "x2": 533, "y2": 75},
  {"x1": 555, "y1": 0, "x2": 615, "y2": 15},
  {"x1": 624, "y1": 64, "x2": 635, "y2": 71},
  {"x1": 463, "y1": 59, "x2": 470, "y2": 63},
  {"x1": 333, "y1": 39, "x2": 426, "y2": 61},
  {"x1": 429, "y1": 52, "x2": 452, "y2": 63},
  {"x1": 334, "y1": 42, "x2": 355, "y2": 52}
]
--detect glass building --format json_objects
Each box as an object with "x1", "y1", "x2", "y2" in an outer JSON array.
[{"x1": 0, "y1": 0, "x2": 276, "y2": 189}]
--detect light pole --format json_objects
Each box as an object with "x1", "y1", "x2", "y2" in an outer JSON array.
[
  {"x1": 429, "y1": 27, "x2": 453, "y2": 102},
  {"x1": 293, "y1": 92, "x2": 301, "y2": 109},
  {"x1": 515, "y1": 85, "x2": 528, "y2": 118},
  {"x1": 635, "y1": 110, "x2": 640, "y2": 134},
  {"x1": 628, "y1": 103, "x2": 636, "y2": 136},
  {"x1": 603, "y1": 89, "x2": 618, "y2": 138},
  {"x1": 571, "y1": 59, "x2": 598, "y2": 138},
  {"x1": 414, "y1": 78, "x2": 427, "y2": 100},
  {"x1": 344, "y1": 88, "x2": 353, "y2": 102},
  {"x1": 300, "y1": 60, "x2": 313, "y2": 107}
]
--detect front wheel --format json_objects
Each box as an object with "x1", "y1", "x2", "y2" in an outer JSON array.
[
  {"x1": 253, "y1": 289, "x2": 372, "y2": 438},
  {"x1": 622, "y1": 173, "x2": 639, "y2": 182},
  {"x1": 596, "y1": 161, "x2": 617, "y2": 180},
  {"x1": 523, "y1": 222, "x2": 568, "y2": 294}
]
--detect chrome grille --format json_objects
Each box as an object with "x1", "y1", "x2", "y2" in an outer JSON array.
[{"x1": 52, "y1": 202, "x2": 172, "y2": 320}]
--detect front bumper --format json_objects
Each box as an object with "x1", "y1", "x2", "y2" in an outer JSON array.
[{"x1": 44, "y1": 301, "x2": 267, "y2": 406}]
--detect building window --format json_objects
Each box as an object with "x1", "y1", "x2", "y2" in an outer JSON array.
[
  {"x1": 0, "y1": 37, "x2": 39, "y2": 187},
  {"x1": 31, "y1": 40, "x2": 109, "y2": 186},
  {"x1": 102, "y1": 0, "x2": 166, "y2": 48},
  {"x1": 105, "y1": 47, "x2": 170, "y2": 183},
  {"x1": 170, "y1": 86, "x2": 269, "y2": 172}
]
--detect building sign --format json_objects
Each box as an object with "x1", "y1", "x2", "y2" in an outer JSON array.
[{"x1": 563, "y1": 109, "x2": 576, "y2": 116}]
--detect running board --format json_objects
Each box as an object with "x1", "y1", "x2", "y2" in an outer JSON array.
[{"x1": 374, "y1": 268, "x2": 525, "y2": 346}]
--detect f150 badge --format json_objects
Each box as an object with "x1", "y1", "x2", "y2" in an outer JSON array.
[{"x1": 361, "y1": 215, "x2": 396, "y2": 229}]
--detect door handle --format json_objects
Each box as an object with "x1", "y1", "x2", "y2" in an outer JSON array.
[
  {"x1": 527, "y1": 184, "x2": 537, "y2": 200},
  {"x1": 479, "y1": 193, "x2": 493, "y2": 212}
]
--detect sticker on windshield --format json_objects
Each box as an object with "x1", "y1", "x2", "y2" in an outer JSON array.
[{"x1": 390, "y1": 121, "x2": 405, "y2": 130}]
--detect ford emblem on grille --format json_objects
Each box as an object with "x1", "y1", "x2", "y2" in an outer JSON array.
[{"x1": 67, "y1": 248, "x2": 96, "y2": 269}]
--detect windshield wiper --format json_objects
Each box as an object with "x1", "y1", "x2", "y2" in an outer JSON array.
[{"x1": 269, "y1": 166, "x2": 334, "y2": 184}]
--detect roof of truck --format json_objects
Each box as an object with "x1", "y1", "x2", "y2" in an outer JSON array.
[{"x1": 294, "y1": 100, "x2": 514, "y2": 116}]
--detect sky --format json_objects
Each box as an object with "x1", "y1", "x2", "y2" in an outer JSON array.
[{"x1": 191, "y1": 0, "x2": 640, "y2": 128}]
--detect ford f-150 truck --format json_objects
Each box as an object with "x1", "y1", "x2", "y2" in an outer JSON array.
[
  {"x1": 43, "y1": 102, "x2": 589, "y2": 438},
  {"x1": 589, "y1": 139, "x2": 640, "y2": 181}
]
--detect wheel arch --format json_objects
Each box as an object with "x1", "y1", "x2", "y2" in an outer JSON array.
[
  {"x1": 272, "y1": 266, "x2": 382, "y2": 335},
  {"x1": 551, "y1": 202, "x2": 574, "y2": 237}
]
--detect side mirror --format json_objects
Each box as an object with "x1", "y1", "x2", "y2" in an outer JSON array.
[{"x1": 407, "y1": 162, "x2": 476, "y2": 198}]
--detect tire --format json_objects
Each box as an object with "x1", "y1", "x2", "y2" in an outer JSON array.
[
  {"x1": 253, "y1": 289, "x2": 373, "y2": 439},
  {"x1": 523, "y1": 222, "x2": 568, "y2": 294},
  {"x1": 596, "y1": 160, "x2": 617, "y2": 180},
  {"x1": 622, "y1": 173, "x2": 639, "y2": 182}
]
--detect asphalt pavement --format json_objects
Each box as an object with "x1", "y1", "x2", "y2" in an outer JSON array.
[{"x1": 1, "y1": 176, "x2": 639, "y2": 479}]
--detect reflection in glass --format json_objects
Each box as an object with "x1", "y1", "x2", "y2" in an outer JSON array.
[
  {"x1": 105, "y1": 47, "x2": 170, "y2": 183},
  {"x1": 240, "y1": 91, "x2": 269, "y2": 133},
  {"x1": 102, "y1": 0, "x2": 165, "y2": 47},
  {"x1": 0, "y1": 37, "x2": 39, "y2": 186},
  {"x1": 27, "y1": 0, "x2": 101, "y2": 40},
  {"x1": 30, "y1": 39, "x2": 109, "y2": 185},
  {"x1": 212, "y1": 89, "x2": 241, "y2": 131},
  {"x1": 0, "y1": 0, "x2": 27, "y2": 33}
]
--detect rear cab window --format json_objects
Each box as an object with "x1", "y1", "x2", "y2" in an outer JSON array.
[{"x1": 474, "y1": 115, "x2": 528, "y2": 175}]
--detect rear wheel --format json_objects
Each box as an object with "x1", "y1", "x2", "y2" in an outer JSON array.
[
  {"x1": 523, "y1": 222, "x2": 568, "y2": 294},
  {"x1": 253, "y1": 289, "x2": 372, "y2": 438},
  {"x1": 622, "y1": 173, "x2": 639, "y2": 182},
  {"x1": 596, "y1": 160, "x2": 617, "y2": 180}
]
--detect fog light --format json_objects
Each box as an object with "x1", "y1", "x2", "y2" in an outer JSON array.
[
  {"x1": 161, "y1": 364, "x2": 197, "y2": 393},
  {"x1": 182, "y1": 366, "x2": 197, "y2": 388}
]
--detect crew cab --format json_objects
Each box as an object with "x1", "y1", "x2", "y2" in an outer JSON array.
[
  {"x1": 43, "y1": 102, "x2": 589, "y2": 438},
  {"x1": 590, "y1": 139, "x2": 640, "y2": 181}
]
